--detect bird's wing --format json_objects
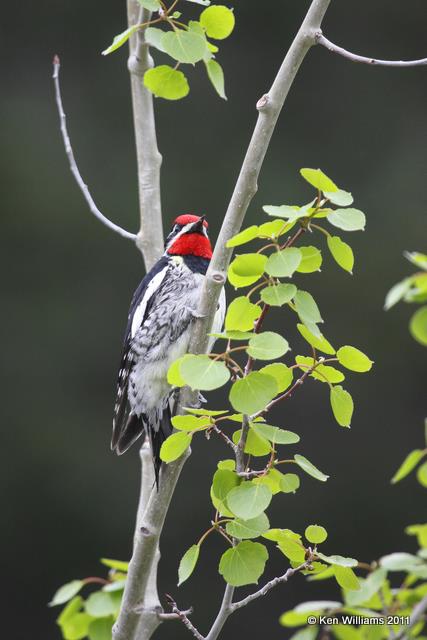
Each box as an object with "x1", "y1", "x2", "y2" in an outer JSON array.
[{"x1": 111, "y1": 257, "x2": 169, "y2": 449}]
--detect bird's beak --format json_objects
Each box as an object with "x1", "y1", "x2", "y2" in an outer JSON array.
[{"x1": 191, "y1": 216, "x2": 206, "y2": 233}]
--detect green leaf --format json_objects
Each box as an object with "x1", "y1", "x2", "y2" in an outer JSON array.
[
  {"x1": 167, "y1": 355, "x2": 187, "y2": 386},
  {"x1": 406, "y1": 524, "x2": 427, "y2": 547},
  {"x1": 183, "y1": 407, "x2": 227, "y2": 417},
  {"x1": 138, "y1": 0, "x2": 161, "y2": 9},
  {"x1": 145, "y1": 27, "x2": 167, "y2": 52},
  {"x1": 410, "y1": 306, "x2": 427, "y2": 346},
  {"x1": 327, "y1": 209, "x2": 366, "y2": 232},
  {"x1": 317, "y1": 553, "x2": 358, "y2": 568},
  {"x1": 210, "y1": 330, "x2": 255, "y2": 341},
  {"x1": 288, "y1": 627, "x2": 319, "y2": 640},
  {"x1": 211, "y1": 469, "x2": 239, "y2": 516},
  {"x1": 205, "y1": 59, "x2": 226, "y2": 99},
  {"x1": 278, "y1": 535, "x2": 306, "y2": 563},
  {"x1": 225, "y1": 296, "x2": 261, "y2": 332},
  {"x1": 88, "y1": 618, "x2": 114, "y2": 640},
  {"x1": 324, "y1": 189, "x2": 353, "y2": 206},
  {"x1": 229, "y1": 372, "x2": 278, "y2": 414},
  {"x1": 417, "y1": 461, "x2": 427, "y2": 488},
  {"x1": 250, "y1": 422, "x2": 300, "y2": 445},
  {"x1": 160, "y1": 432, "x2": 191, "y2": 463},
  {"x1": 226, "y1": 226, "x2": 258, "y2": 248},
  {"x1": 85, "y1": 592, "x2": 116, "y2": 618},
  {"x1": 217, "y1": 459, "x2": 235, "y2": 471},
  {"x1": 144, "y1": 65, "x2": 189, "y2": 100},
  {"x1": 57, "y1": 596, "x2": 83, "y2": 626},
  {"x1": 297, "y1": 323, "x2": 336, "y2": 355},
  {"x1": 232, "y1": 427, "x2": 271, "y2": 456},
  {"x1": 226, "y1": 482, "x2": 272, "y2": 519},
  {"x1": 171, "y1": 415, "x2": 211, "y2": 431},
  {"x1": 200, "y1": 5, "x2": 235, "y2": 39},
  {"x1": 345, "y1": 569, "x2": 387, "y2": 607},
  {"x1": 384, "y1": 278, "x2": 412, "y2": 311},
  {"x1": 258, "y1": 219, "x2": 290, "y2": 238},
  {"x1": 334, "y1": 566, "x2": 360, "y2": 591},
  {"x1": 294, "y1": 454, "x2": 329, "y2": 482},
  {"x1": 405, "y1": 251, "x2": 427, "y2": 270},
  {"x1": 59, "y1": 612, "x2": 93, "y2": 640},
  {"x1": 380, "y1": 552, "x2": 423, "y2": 571},
  {"x1": 300, "y1": 168, "x2": 338, "y2": 192},
  {"x1": 330, "y1": 386, "x2": 354, "y2": 427},
  {"x1": 253, "y1": 468, "x2": 288, "y2": 495},
  {"x1": 228, "y1": 253, "x2": 267, "y2": 288},
  {"x1": 337, "y1": 346, "x2": 373, "y2": 372},
  {"x1": 263, "y1": 204, "x2": 303, "y2": 220},
  {"x1": 296, "y1": 356, "x2": 345, "y2": 384},
  {"x1": 180, "y1": 355, "x2": 230, "y2": 390},
  {"x1": 259, "y1": 363, "x2": 293, "y2": 393},
  {"x1": 247, "y1": 331, "x2": 289, "y2": 360},
  {"x1": 219, "y1": 541, "x2": 268, "y2": 586},
  {"x1": 225, "y1": 513, "x2": 270, "y2": 539},
  {"x1": 265, "y1": 247, "x2": 302, "y2": 277},
  {"x1": 280, "y1": 473, "x2": 300, "y2": 493},
  {"x1": 327, "y1": 236, "x2": 354, "y2": 274},
  {"x1": 297, "y1": 246, "x2": 323, "y2": 273},
  {"x1": 260, "y1": 283, "x2": 297, "y2": 306},
  {"x1": 178, "y1": 544, "x2": 200, "y2": 585},
  {"x1": 305, "y1": 525, "x2": 328, "y2": 544},
  {"x1": 50, "y1": 581, "x2": 84, "y2": 607},
  {"x1": 295, "y1": 601, "x2": 342, "y2": 613},
  {"x1": 162, "y1": 30, "x2": 208, "y2": 63},
  {"x1": 102, "y1": 25, "x2": 139, "y2": 55},
  {"x1": 100, "y1": 558, "x2": 129, "y2": 572},
  {"x1": 294, "y1": 290, "x2": 323, "y2": 325}
]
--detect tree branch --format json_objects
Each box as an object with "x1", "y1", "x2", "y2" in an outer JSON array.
[
  {"x1": 231, "y1": 560, "x2": 312, "y2": 612},
  {"x1": 52, "y1": 56, "x2": 136, "y2": 241},
  {"x1": 127, "y1": 0, "x2": 164, "y2": 270},
  {"x1": 395, "y1": 594, "x2": 427, "y2": 640},
  {"x1": 316, "y1": 32, "x2": 427, "y2": 67},
  {"x1": 165, "y1": 596, "x2": 205, "y2": 640},
  {"x1": 112, "y1": 447, "x2": 191, "y2": 640},
  {"x1": 205, "y1": 584, "x2": 235, "y2": 640},
  {"x1": 188, "y1": 0, "x2": 331, "y2": 358}
]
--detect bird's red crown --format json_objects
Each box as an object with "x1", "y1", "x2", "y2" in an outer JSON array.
[{"x1": 174, "y1": 214, "x2": 209, "y2": 228}]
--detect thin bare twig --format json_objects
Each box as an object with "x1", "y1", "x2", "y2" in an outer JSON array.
[
  {"x1": 166, "y1": 595, "x2": 205, "y2": 640},
  {"x1": 52, "y1": 56, "x2": 136, "y2": 241},
  {"x1": 316, "y1": 32, "x2": 427, "y2": 67},
  {"x1": 231, "y1": 560, "x2": 312, "y2": 611}
]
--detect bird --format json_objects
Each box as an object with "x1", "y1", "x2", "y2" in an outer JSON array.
[{"x1": 111, "y1": 214, "x2": 225, "y2": 486}]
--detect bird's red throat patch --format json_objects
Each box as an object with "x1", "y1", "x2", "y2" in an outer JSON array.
[{"x1": 168, "y1": 233, "x2": 213, "y2": 259}]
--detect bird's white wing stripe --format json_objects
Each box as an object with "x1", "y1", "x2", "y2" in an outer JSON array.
[{"x1": 131, "y1": 266, "x2": 168, "y2": 338}]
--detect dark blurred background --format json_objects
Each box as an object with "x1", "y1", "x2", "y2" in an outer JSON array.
[{"x1": 2, "y1": 0, "x2": 427, "y2": 638}]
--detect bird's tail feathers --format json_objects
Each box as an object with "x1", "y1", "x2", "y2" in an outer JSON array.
[
  {"x1": 112, "y1": 413, "x2": 145, "y2": 455},
  {"x1": 146, "y1": 405, "x2": 173, "y2": 488}
]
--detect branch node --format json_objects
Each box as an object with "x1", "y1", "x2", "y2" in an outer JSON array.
[
  {"x1": 256, "y1": 93, "x2": 270, "y2": 111},
  {"x1": 128, "y1": 54, "x2": 145, "y2": 76},
  {"x1": 211, "y1": 271, "x2": 226, "y2": 285}
]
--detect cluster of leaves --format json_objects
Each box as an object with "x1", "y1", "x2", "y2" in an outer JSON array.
[
  {"x1": 103, "y1": 0, "x2": 235, "y2": 100},
  {"x1": 385, "y1": 251, "x2": 427, "y2": 346},
  {"x1": 280, "y1": 423, "x2": 427, "y2": 640},
  {"x1": 160, "y1": 168, "x2": 373, "y2": 590},
  {"x1": 49, "y1": 559, "x2": 127, "y2": 640}
]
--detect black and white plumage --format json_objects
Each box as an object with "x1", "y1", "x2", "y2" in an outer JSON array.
[{"x1": 111, "y1": 215, "x2": 225, "y2": 485}]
